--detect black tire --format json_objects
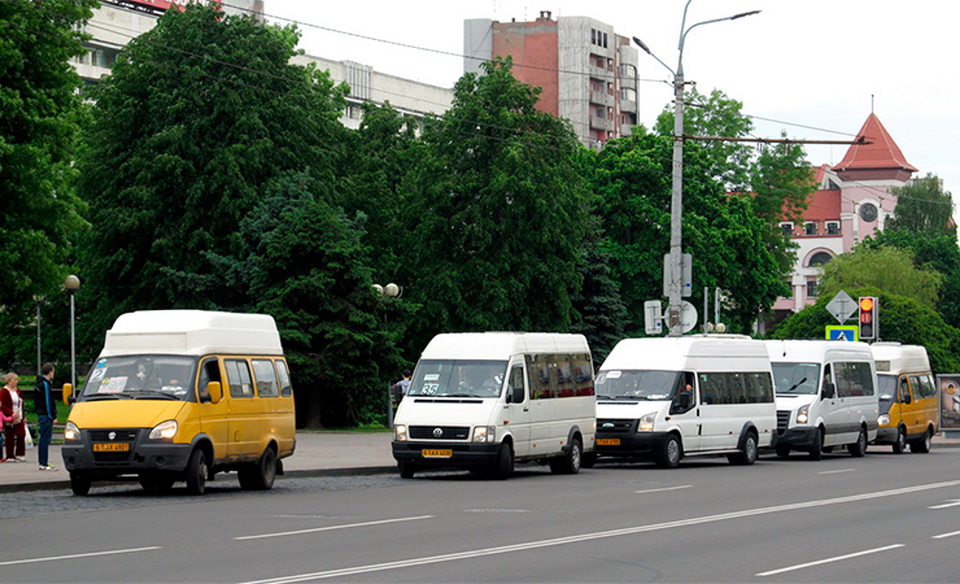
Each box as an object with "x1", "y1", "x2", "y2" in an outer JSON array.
[
  {"x1": 775, "y1": 444, "x2": 790, "y2": 459},
  {"x1": 656, "y1": 434, "x2": 682, "y2": 469},
  {"x1": 139, "y1": 473, "x2": 175, "y2": 492},
  {"x1": 492, "y1": 442, "x2": 514, "y2": 480},
  {"x1": 185, "y1": 448, "x2": 208, "y2": 496},
  {"x1": 848, "y1": 427, "x2": 867, "y2": 457},
  {"x1": 550, "y1": 437, "x2": 582, "y2": 475},
  {"x1": 581, "y1": 451, "x2": 597, "y2": 469},
  {"x1": 892, "y1": 426, "x2": 906, "y2": 454},
  {"x1": 239, "y1": 447, "x2": 277, "y2": 491},
  {"x1": 910, "y1": 429, "x2": 932, "y2": 453},
  {"x1": 398, "y1": 460, "x2": 415, "y2": 479},
  {"x1": 808, "y1": 428, "x2": 823, "y2": 461},
  {"x1": 70, "y1": 472, "x2": 91, "y2": 496},
  {"x1": 728, "y1": 432, "x2": 758, "y2": 465}
]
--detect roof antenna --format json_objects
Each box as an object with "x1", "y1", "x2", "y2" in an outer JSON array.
[{"x1": 871, "y1": 94, "x2": 874, "y2": 114}]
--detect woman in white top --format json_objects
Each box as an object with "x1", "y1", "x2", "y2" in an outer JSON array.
[{"x1": 1, "y1": 372, "x2": 26, "y2": 462}]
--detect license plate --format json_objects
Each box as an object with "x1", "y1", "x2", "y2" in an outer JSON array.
[
  {"x1": 422, "y1": 449, "x2": 453, "y2": 458},
  {"x1": 93, "y1": 442, "x2": 130, "y2": 452},
  {"x1": 597, "y1": 438, "x2": 621, "y2": 446}
]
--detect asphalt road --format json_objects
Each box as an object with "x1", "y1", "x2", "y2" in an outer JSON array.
[{"x1": 3, "y1": 449, "x2": 960, "y2": 583}]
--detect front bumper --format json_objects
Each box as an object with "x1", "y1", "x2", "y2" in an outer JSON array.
[
  {"x1": 595, "y1": 431, "x2": 671, "y2": 459},
  {"x1": 392, "y1": 441, "x2": 501, "y2": 469},
  {"x1": 62, "y1": 428, "x2": 192, "y2": 479},
  {"x1": 775, "y1": 426, "x2": 820, "y2": 450}
]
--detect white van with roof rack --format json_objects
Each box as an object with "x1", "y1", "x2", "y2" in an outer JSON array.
[{"x1": 391, "y1": 332, "x2": 595, "y2": 479}]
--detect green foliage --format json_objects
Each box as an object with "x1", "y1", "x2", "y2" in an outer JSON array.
[
  {"x1": 887, "y1": 173, "x2": 956, "y2": 236},
  {"x1": 0, "y1": 0, "x2": 97, "y2": 367},
  {"x1": 817, "y1": 246, "x2": 942, "y2": 309}
]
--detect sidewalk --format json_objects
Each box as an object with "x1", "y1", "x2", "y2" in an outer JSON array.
[
  {"x1": 1, "y1": 431, "x2": 959, "y2": 493},
  {"x1": 0, "y1": 431, "x2": 397, "y2": 493}
]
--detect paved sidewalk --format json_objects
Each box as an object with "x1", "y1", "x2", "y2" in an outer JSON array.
[{"x1": 0, "y1": 431, "x2": 397, "y2": 493}]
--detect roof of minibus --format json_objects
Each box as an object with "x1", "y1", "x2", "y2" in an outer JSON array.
[
  {"x1": 763, "y1": 339, "x2": 873, "y2": 363},
  {"x1": 419, "y1": 332, "x2": 590, "y2": 361},
  {"x1": 101, "y1": 310, "x2": 284, "y2": 357},
  {"x1": 870, "y1": 342, "x2": 931, "y2": 374},
  {"x1": 599, "y1": 335, "x2": 771, "y2": 372}
]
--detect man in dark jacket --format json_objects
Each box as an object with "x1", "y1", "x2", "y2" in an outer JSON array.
[{"x1": 35, "y1": 363, "x2": 57, "y2": 471}]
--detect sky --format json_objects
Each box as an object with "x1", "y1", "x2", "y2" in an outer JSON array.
[{"x1": 262, "y1": 0, "x2": 958, "y2": 225}]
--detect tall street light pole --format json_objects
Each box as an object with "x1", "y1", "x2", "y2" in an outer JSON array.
[
  {"x1": 64, "y1": 275, "x2": 81, "y2": 391},
  {"x1": 634, "y1": 1, "x2": 759, "y2": 336}
]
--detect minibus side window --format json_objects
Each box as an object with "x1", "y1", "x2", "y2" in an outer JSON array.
[
  {"x1": 527, "y1": 354, "x2": 554, "y2": 400},
  {"x1": 252, "y1": 359, "x2": 279, "y2": 397},
  {"x1": 917, "y1": 374, "x2": 937, "y2": 399},
  {"x1": 276, "y1": 360, "x2": 293, "y2": 397},
  {"x1": 198, "y1": 358, "x2": 221, "y2": 403},
  {"x1": 899, "y1": 377, "x2": 912, "y2": 404},
  {"x1": 225, "y1": 359, "x2": 254, "y2": 398},
  {"x1": 507, "y1": 365, "x2": 526, "y2": 403}
]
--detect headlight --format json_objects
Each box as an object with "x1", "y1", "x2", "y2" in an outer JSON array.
[
  {"x1": 878, "y1": 414, "x2": 890, "y2": 426},
  {"x1": 472, "y1": 426, "x2": 496, "y2": 443},
  {"x1": 638, "y1": 414, "x2": 656, "y2": 432},
  {"x1": 796, "y1": 405, "x2": 810, "y2": 425},
  {"x1": 394, "y1": 424, "x2": 408, "y2": 442},
  {"x1": 63, "y1": 421, "x2": 81, "y2": 442},
  {"x1": 148, "y1": 420, "x2": 178, "y2": 440}
]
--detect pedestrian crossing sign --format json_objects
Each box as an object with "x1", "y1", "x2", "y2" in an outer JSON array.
[{"x1": 825, "y1": 325, "x2": 859, "y2": 342}]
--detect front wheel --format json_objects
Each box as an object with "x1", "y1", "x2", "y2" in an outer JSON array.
[
  {"x1": 70, "y1": 472, "x2": 91, "y2": 496},
  {"x1": 808, "y1": 428, "x2": 824, "y2": 461},
  {"x1": 892, "y1": 426, "x2": 906, "y2": 454},
  {"x1": 398, "y1": 460, "x2": 416, "y2": 479},
  {"x1": 581, "y1": 451, "x2": 597, "y2": 469},
  {"x1": 728, "y1": 432, "x2": 758, "y2": 465},
  {"x1": 492, "y1": 442, "x2": 514, "y2": 480},
  {"x1": 185, "y1": 448, "x2": 208, "y2": 496},
  {"x1": 550, "y1": 438, "x2": 582, "y2": 474},
  {"x1": 239, "y1": 447, "x2": 277, "y2": 490},
  {"x1": 848, "y1": 427, "x2": 867, "y2": 457},
  {"x1": 656, "y1": 434, "x2": 682, "y2": 469}
]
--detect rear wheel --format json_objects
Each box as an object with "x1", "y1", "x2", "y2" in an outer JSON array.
[
  {"x1": 656, "y1": 434, "x2": 682, "y2": 469},
  {"x1": 185, "y1": 448, "x2": 208, "y2": 496},
  {"x1": 808, "y1": 428, "x2": 824, "y2": 461},
  {"x1": 848, "y1": 427, "x2": 867, "y2": 457},
  {"x1": 728, "y1": 432, "x2": 758, "y2": 465},
  {"x1": 910, "y1": 428, "x2": 932, "y2": 453},
  {"x1": 239, "y1": 447, "x2": 277, "y2": 490},
  {"x1": 892, "y1": 426, "x2": 907, "y2": 454},
  {"x1": 550, "y1": 438, "x2": 582, "y2": 474},
  {"x1": 70, "y1": 472, "x2": 91, "y2": 496}
]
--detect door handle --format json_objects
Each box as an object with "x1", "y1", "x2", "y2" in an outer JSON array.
[{"x1": 523, "y1": 407, "x2": 529, "y2": 412}]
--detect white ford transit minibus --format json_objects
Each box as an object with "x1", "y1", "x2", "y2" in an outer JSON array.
[
  {"x1": 592, "y1": 335, "x2": 777, "y2": 468},
  {"x1": 391, "y1": 332, "x2": 595, "y2": 479},
  {"x1": 765, "y1": 340, "x2": 878, "y2": 459}
]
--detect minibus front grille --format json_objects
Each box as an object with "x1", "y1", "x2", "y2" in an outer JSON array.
[
  {"x1": 89, "y1": 429, "x2": 139, "y2": 441},
  {"x1": 776, "y1": 410, "x2": 791, "y2": 433},
  {"x1": 88, "y1": 428, "x2": 140, "y2": 465},
  {"x1": 409, "y1": 426, "x2": 470, "y2": 440},
  {"x1": 596, "y1": 419, "x2": 635, "y2": 434}
]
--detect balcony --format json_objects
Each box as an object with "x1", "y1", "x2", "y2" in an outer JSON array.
[{"x1": 590, "y1": 91, "x2": 615, "y2": 107}]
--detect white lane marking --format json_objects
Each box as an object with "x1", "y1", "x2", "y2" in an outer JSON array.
[
  {"x1": 928, "y1": 499, "x2": 960, "y2": 509},
  {"x1": 755, "y1": 544, "x2": 904, "y2": 577},
  {"x1": 238, "y1": 480, "x2": 960, "y2": 584},
  {"x1": 635, "y1": 485, "x2": 692, "y2": 494},
  {"x1": 818, "y1": 468, "x2": 856, "y2": 475},
  {"x1": 0, "y1": 546, "x2": 161, "y2": 567},
  {"x1": 234, "y1": 515, "x2": 433, "y2": 541},
  {"x1": 932, "y1": 530, "x2": 960, "y2": 539}
]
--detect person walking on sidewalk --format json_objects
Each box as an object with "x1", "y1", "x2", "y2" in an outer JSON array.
[
  {"x1": 1, "y1": 372, "x2": 27, "y2": 462},
  {"x1": 35, "y1": 363, "x2": 58, "y2": 471}
]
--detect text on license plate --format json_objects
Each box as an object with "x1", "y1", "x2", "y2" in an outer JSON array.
[
  {"x1": 422, "y1": 449, "x2": 453, "y2": 458},
  {"x1": 597, "y1": 438, "x2": 621, "y2": 446},
  {"x1": 93, "y1": 442, "x2": 130, "y2": 452}
]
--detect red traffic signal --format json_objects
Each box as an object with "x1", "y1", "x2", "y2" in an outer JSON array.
[{"x1": 858, "y1": 296, "x2": 877, "y2": 340}]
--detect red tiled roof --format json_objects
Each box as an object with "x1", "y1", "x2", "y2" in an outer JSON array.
[
  {"x1": 832, "y1": 113, "x2": 917, "y2": 174},
  {"x1": 804, "y1": 189, "x2": 841, "y2": 221}
]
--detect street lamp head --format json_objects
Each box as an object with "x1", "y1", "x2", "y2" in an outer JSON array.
[
  {"x1": 731, "y1": 10, "x2": 761, "y2": 20},
  {"x1": 372, "y1": 283, "x2": 384, "y2": 296},
  {"x1": 384, "y1": 283, "x2": 402, "y2": 298},
  {"x1": 64, "y1": 274, "x2": 80, "y2": 291},
  {"x1": 631, "y1": 36, "x2": 651, "y2": 54}
]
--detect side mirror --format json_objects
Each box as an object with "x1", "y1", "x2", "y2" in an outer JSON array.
[
  {"x1": 204, "y1": 381, "x2": 223, "y2": 405},
  {"x1": 822, "y1": 382, "x2": 836, "y2": 399},
  {"x1": 507, "y1": 385, "x2": 523, "y2": 404},
  {"x1": 902, "y1": 393, "x2": 912, "y2": 405},
  {"x1": 62, "y1": 383, "x2": 75, "y2": 405}
]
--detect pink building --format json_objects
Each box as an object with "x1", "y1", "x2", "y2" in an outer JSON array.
[{"x1": 771, "y1": 113, "x2": 917, "y2": 323}]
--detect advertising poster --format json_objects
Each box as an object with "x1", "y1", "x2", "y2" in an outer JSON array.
[{"x1": 939, "y1": 374, "x2": 960, "y2": 430}]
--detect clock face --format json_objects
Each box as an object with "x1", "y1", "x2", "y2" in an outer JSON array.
[{"x1": 859, "y1": 203, "x2": 878, "y2": 222}]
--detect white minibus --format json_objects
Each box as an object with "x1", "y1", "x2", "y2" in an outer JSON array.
[
  {"x1": 391, "y1": 332, "x2": 596, "y2": 479},
  {"x1": 764, "y1": 340, "x2": 878, "y2": 459},
  {"x1": 871, "y1": 342, "x2": 939, "y2": 453},
  {"x1": 592, "y1": 335, "x2": 777, "y2": 469}
]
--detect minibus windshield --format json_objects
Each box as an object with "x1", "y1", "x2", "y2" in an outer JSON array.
[
  {"x1": 877, "y1": 375, "x2": 897, "y2": 414},
  {"x1": 771, "y1": 362, "x2": 820, "y2": 395},
  {"x1": 595, "y1": 370, "x2": 681, "y2": 400},
  {"x1": 80, "y1": 355, "x2": 198, "y2": 402},
  {"x1": 409, "y1": 360, "x2": 507, "y2": 398}
]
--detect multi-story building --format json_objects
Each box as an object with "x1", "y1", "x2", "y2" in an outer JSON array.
[
  {"x1": 72, "y1": 1, "x2": 452, "y2": 131},
  {"x1": 770, "y1": 113, "x2": 917, "y2": 324},
  {"x1": 464, "y1": 11, "x2": 639, "y2": 149}
]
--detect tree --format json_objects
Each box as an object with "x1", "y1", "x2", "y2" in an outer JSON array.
[
  {"x1": 817, "y1": 246, "x2": 942, "y2": 309},
  {"x1": 77, "y1": 5, "x2": 350, "y2": 342},
  {"x1": 887, "y1": 173, "x2": 956, "y2": 236},
  {"x1": 398, "y1": 57, "x2": 592, "y2": 352},
  {"x1": 0, "y1": 0, "x2": 98, "y2": 368}
]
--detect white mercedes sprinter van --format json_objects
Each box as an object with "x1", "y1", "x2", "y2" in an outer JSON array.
[
  {"x1": 764, "y1": 340, "x2": 878, "y2": 459},
  {"x1": 391, "y1": 332, "x2": 595, "y2": 479},
  {"x1": 592, "y1": 335, "x2": 777, "y2": 469}
]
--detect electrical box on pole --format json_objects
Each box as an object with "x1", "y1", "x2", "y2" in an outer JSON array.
[{"x1": 858, "y1": 296, "x2": 877, "y2": 340}]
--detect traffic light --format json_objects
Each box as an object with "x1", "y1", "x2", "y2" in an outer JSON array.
[{"x1": 858, "y1": 296, "x2": 878, "y2": 340}]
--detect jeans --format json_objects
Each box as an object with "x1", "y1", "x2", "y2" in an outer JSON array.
[{"x1": 38, "y1": 415, "x2": 54, "y2": 467}]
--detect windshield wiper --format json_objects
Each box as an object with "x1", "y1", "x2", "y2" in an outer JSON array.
[
  {"x1": 81, "y1": 394, "x2": 126, "y2": 401},
  {"x1": 782, "y1": 377, "x2": 807, "y2": 393},
  {"x1": 125, "y1": 389, "x2": 179, "y2": 400}
]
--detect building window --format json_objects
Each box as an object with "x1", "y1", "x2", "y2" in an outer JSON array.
[
  {"x1": 808, "y1": 251, "x2": 833, "y2": 267},
  {"x1": 826, "y1": 221, "x2": 840, "y2": 235},
  {"x1": 804, "y1": 222, "x2": 817, "y2": 235},
  {"x1": 591, "y1": 29, "x2": 596, "y2": 45},
  {"x1": 780, "y1": 222, "x2": 793, "y2": 236},
  {"x1": 807, "y1": 280, "x2": 819, "y2": 298},
  {"x1": 603, "y1": 32, "x2": 608, "y2": 48}
]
